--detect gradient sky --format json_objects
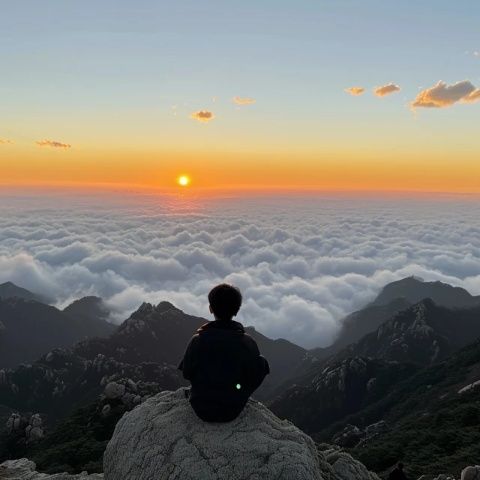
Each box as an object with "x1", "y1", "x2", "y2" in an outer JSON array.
[{"x1": 1, "y1": 1, "x2": 480, "y2": 191}]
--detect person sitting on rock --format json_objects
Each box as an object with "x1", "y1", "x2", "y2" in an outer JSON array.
[
  {"x1": 388, "y1": 462, "x2": 408, "y2": 480},
  {"x1": 179, "y1": 283, "x2": 270, "y2": 422}
]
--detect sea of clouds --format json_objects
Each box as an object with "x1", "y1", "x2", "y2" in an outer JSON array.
[{"x1": 1, "y1": 189, "x2": 480, "y2": 348}]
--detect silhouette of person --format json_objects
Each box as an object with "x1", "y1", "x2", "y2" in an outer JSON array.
[
  {"x1": 388, "y1": 462, "x2": 408, "y2": 480},
  {"x1": 179, "y1": 283, "x2": 270, "y2": 422}
]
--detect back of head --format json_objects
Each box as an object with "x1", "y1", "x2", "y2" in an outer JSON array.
[{"x1": 208, "y1": 283, "x2": 242, "y2": 321}]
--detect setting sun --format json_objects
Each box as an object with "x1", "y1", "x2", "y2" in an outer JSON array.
[{"x1": 177, "y1": 175, "x2": 191, "y2": 187}]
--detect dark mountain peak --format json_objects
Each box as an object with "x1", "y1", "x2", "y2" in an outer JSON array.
[
  {"x1": 343, "y1": 297, "x2": 480, "y2": 367},
  {"x1": 0, "y1": 295, "x2": 44, "y2": 309},
  {"x1": 376, "y1": 299, "x2": 437, "y2": 341},
  {"x1": 0, "y1": 281, "x2": 46, "y2": 303},
  {"x1": 130, "y1": 302, "x2": 155, "y2": 318},
  {"x1": 63, "y1": 296, "x2": 110, "y2": 321},
  {"x1": 316, "y1": 297, "x2": 414, "y2": 358},
  {"x1": 0, "y1": 293, "x2": 113, "y2": 369},
  {"x1": 373, "y1": 277, "x2": 480, "y2": 309},
  {"x1": 128, "y1": 301, "x2": 181, "y2": 325},
  {"x1": 118, "y1": 301, "x2": 187, "y2": 340},
  {"x1": 155, "y1": 301, "x2": 179, "y2": 314}
]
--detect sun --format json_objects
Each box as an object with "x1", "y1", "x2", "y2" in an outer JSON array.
[{"x1": 177, "y1": 175, "x2": 191, "y2": 187}]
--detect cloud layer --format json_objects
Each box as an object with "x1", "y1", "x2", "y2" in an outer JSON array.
[
  {"x1": 190, "y1": 111, "x2": 215, "y2": 122},
  {"x1": 36, "y1": 139, "x2": 72, "y2": 149},
  {"x1": 412, "y1": 80, "x2": 480, "y2": 108},
  {"x1": 1, "y1": 192, "x2": 480, "y2": 349},
  {"x1": 0, "y1": 139, "x2": 14, "y2": 145},
  {"x1": 374, "y1": 83, "x2": 401, "y2": 97}
]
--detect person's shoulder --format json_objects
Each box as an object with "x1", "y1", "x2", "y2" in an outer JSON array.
[
  {"x1": 241, "y1": 332, "x2": 260, "y2": 351},
  {"x1": 186, "y1": 332, "x2": 201, "y2": 348},
  {"x1": 242, "y1": 331, "x2": 256, "y2": 342}
]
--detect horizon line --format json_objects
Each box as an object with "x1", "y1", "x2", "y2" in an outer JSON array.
[{"x1": 2, "y1": 181, "x2": 480, "y2": 199}]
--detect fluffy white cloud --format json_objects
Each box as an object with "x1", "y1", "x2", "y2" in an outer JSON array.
[
  {"x1": 1, "y1": 192, "x2": 480, "y2": 348},
  {"x1": 374, "y1": 83, "x2": 401, "y2": 97},
  {"x1": 412, "y1": 80, "x2": 480, "y2": 108}
]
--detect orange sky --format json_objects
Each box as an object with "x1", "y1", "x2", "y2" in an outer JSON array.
[
  {"x1": 2, "y1": 145, "x2": 480, "y2": 194},
  {"x1": 2, "y1": 2, "x2": 480, "y2": 194}
]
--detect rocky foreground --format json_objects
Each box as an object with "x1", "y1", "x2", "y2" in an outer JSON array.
[
  {"x1": 1, "y1": 388, "x2": 381, "y2": 480},
  {"x1": 104, "y1": 388, "x2": 380, "y2": 480},
  {"x1": 2, "y1": 388, "x2": 479, "y2": 480}
]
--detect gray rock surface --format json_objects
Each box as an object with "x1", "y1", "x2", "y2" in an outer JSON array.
[
  {"x1": 104, "y1": 388, "x2": 380, "y2": 480},
  {"x1": 0, "y1": 458, "x2": 103, "y2": 479},
  {"x1": 332, "y1": 424, "x2": 364, "y2": 447},
  {"x1": 322, "y1": 448, "x2": 380, "y2": 480},
  {"x1": 423, "y1": 466, "x2": 480, "y2": 480},
  {"x1": 104, "y1": 382, "x2": 125, "y2": 400},
  {"x1": 462, "y1": 466, "x2": 480, "y2": 480}
]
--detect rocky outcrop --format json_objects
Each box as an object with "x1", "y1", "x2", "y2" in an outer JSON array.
[
  {"x1": 333, "y1": 421, "x2": 388, "y2": 448},
  {"x1": 457, "y1": 379, "x2": 480, "y2": 395},
  {"x1": 319, "y1": 446, "x2": 380, "y2": 480},
  {"x1": 5, "y1": 413, "x2": 45, "y2": 443},
  {"x1": 0, "y1": 458, "x2": 103, "y2": 479},
  {"x1": 426, "y1": 466, "x2": 480, "y2": 480},
  {"x1": 0, "y1": 348, "x2": 181, "y2": 421},
  {"x1": 270, "y1": 355, "x2": 415, "y2": 433},
  {"x1": 332, "y1": 424, "x2": 364, "y2": 447},
  {"x1": 104, "y1": 388, "x2": 380, "y2": 480},
  {"x1": 461, "y1": 466, "x2": 480, "y2": 480}
]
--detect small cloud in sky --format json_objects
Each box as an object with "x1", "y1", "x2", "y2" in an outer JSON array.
[
  {"x1": 36, "y1": 139, "x2": 72, "y2": 149},
  {"x1": 411, "y1": 80, "x2": 480, "y2": 109},
  {"x1": 233, "y1": 96, "x2": 256, "y2": 105},
  {"x1": 190, "y1": 110, "x2": 215, "y2": 123},
  {"x1": 344, "y1": 87, "x2": 365, "y2": 96},
  {"x1": 374, "y1": 83, "x2": 401, "y2": 97},
  {"x1": 473, "y1": 51, "x2": 479, "y2": 57},
  {"x1": 0, "y1": 139, "x2": 14, "y2": 145}
]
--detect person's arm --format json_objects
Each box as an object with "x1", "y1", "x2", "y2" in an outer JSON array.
[
  {"x1": 250, "y1": 355, "x2": 270, "y2": 391},
  {"x1": 178, "y1": 335, "x2": 199, "y2": 381},
  {"x1": 243, "y1": 336, "x2": 270, "y2": 392}
]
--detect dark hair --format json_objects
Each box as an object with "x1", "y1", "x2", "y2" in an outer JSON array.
[{"x1": 208, "y1": 284, "x2": 242, "y2": 320}]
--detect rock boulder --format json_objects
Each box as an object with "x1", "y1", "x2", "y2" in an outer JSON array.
[
  {"x1": 104, "y1": 388, "x2": 380, "y2": 480},
  {"x1": 0, "y1": 458, "x2": 103, "y2": 479},
  {"x1": 462, "y1": 466, "x2": 480, "y2": 480}
]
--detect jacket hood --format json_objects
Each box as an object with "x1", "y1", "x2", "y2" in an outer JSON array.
[{"x1": 197, "y1": 320, "x2": 245, "y2": 334}]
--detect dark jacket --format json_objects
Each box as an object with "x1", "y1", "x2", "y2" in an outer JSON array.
[
  {"x1": 388, "y1": 467, "x2": 407, "y2": 480},
  {"x1": 178, "y1": 320, "x2": 270, "y2": 422}
]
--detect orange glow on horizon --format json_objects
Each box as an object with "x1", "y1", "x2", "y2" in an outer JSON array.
[{"x1": 1, "y1": 145, "x2": 480, "y2": 194}]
